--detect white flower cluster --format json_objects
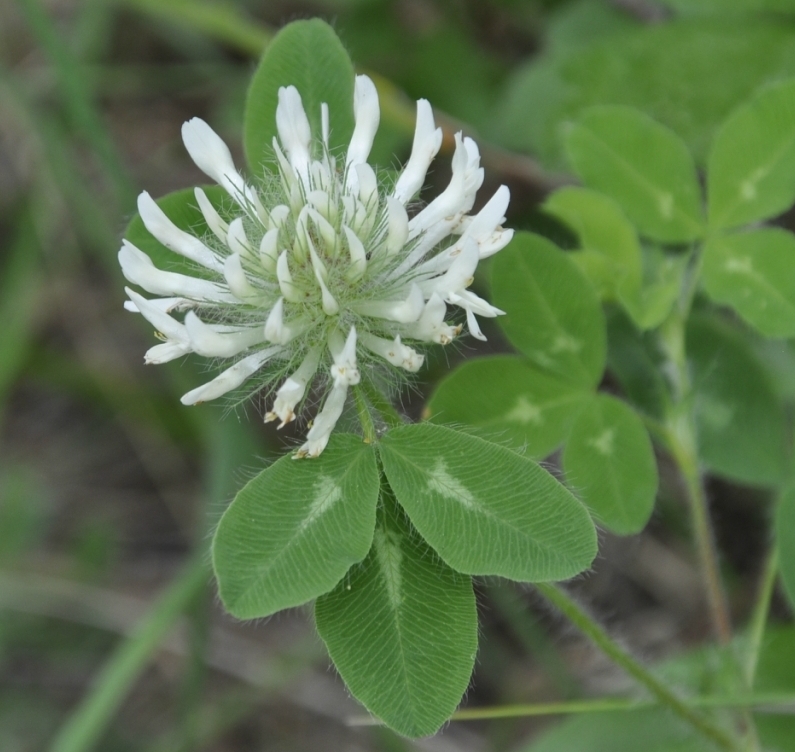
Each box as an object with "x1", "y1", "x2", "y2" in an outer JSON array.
[{"x1": 120, "y1": 75, "x2": 513, "y2": 456}]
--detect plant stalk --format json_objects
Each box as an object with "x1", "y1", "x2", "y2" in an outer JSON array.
[
  {"x1": 743, "y1": 546, "x2": 779, "y2": 688},
  {"x1": 536, "y1": 582, "x2": 742, "y2": 752}
]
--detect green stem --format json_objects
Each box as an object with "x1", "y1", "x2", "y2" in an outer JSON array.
[
  {"x1": 536, "y1": 583, "x2": 742, "y2": 752},
  {"x1": 448, "y1": 692, "x2": 795, "y2": 722},
  {"x1": 744, "y1": 547, "x2": 779, "y2": 688},
  {"x1": 359, "y1": 381, "x2": 404, "y2": 429},
  {"x1": 49, "y1": 559, "x2": 208, "y2": 752},
  {"x1": 354, "y1": 385, "x2": 377, "y2": 444},
  {"x1": 668, "y1": 426, "x2": 734, "y2": 646}
]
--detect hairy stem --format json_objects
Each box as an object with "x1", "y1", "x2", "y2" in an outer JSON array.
[
  {"x1": 448, "y1": 691, "x2": 795, "y2": 722},
  {"x1": 353, "y1": 385, "x2": 377, "y2": 443},
  {"x1": 668, "y1": 421, "x2": 734, "y2": 645},
  {"x1": 744, "y1": 546, "x2": 779, "y2": 688},
  {"x1": 359, "y1": 380, "x2": 404, "y2": 429},
  {"x1": 536, "y1": 583, "x2": 742, "y2": 752}
]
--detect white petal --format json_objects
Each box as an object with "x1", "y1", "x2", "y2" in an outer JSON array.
[
  {"x1": 449, "y1": 288, "x2": 505, "y2": 317},
  {"x1": 181, "y1": 118, "x2": 264, "y2": 216},
  {"x1": 268, "y1": 204, "x2": 291, "y2": 229},
  {"x1": 295, "y1": 384, "x2": 348, "y2": 458},
  {"x1": 137, "y1": 192, "x2": 224, "y2": 273},
  {"x1": 393, "y1": 99, "x2": 442, "y2": 204},
  {"x1": 259, "y1": 228, "x2": 279, "y2": 272},
  {"x1": 307, "y1": 207, "x2": 338, "y2": 255},
  {"x1": 276, "y1": 86, "x2": 312, "y2": 185},
  {"x1": 307, "y1": 190, "x2": 337, "y2": 224},
  {"x1": 345, "y1": 76, "x2": 380, "y2": 184},
  {"x1": 124, "y1": 296, "x2": 194, "y2": 314},
  {"x1": 360, "y1": 333, "x2": 424, "y2": 372},
  {"x1": 272, "y1": 138, "x2": 298, "y2": 192},
  {"x1": 264, "y1": 297, "x2": 307, "y2": 345},
  {"x1": 321, "y1": 102, "x2": 330, "y2": 149},
  {"x1": 194, "y1": 187, "x2": 229, "y2": 242},
  {"x1": 422, "y1": 237, "x2": 479, "y2": 298},
  {"x1": 464, "y1": 305, "x2": 486, "y2": 341},
  {"x1": 144, "y1": 341, "x2": 190, "y2": 364},
  {"x1": 355, "y1": 163, "x2": 378, "y2": 208},
  {"x1": 353, "y1": 283, "x2": 424, "y2": 323},
  {"x1": 466, "y1": 185, "x2": 509, "y2": 241},
  {"x1": 223, "y1": 254, "x2": 260, "y2": 301},
  {"x1": 403, "y1": 292, "x2": 459, "y2": 345},
  {"x1": 478, "y1": 228, "x2": 514, "y2": 259},
  {"x1": 330, "y1": 325, "x2": 360, "y2": 386},
  {"x1": 385, "y1": 196, "x2": 409, "y2": 255},
  {"x1": 226, "y1": 218, "x2": 254, "y2": 258},
  {"x1": 276, "y1": 250, "x2": 303, "y2": 303},
  {"x1": 180, "y1": 347, "x2": 282, "y2": 405},
  {"x1": 119, "y1": 241, "x2": 235, "y2": 302},
  {"x1": 265, "y1": 347, "x2": 322, "y2": 427},
  {"x1": 408, "y1": 132, "x2": 483, "y2": 238},
  {"x1": 343, "y1": 225, "x2": 367, "y2": 282},
  {"x1": 184, "y1": 311, "x2": 265, "y2": 357},
  {"x1": 124, "y1": 287, "x2": 187, "y2": 343}
]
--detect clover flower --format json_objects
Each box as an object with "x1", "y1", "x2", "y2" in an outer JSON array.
[{"x1": 120, "y1": 75, "x2": 513, "y2": 456}]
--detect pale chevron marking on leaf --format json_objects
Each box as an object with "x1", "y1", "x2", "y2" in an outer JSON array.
[
  {"x1": 658, "y1": 192, "x2": 674, "y2": 218},
  {"x1": 426, "y1": 458, "x2": 480, "y2": 511},
  {"x1": 504, "y1": 395, "x2": 543, "y2": 426},
  {"x1": 298, "y1": 474, "x2": 343, "y2": 532},
  {"x1": 551, "y1": 333, "x2": 582, "y2": 354},
  {"x1": 374, "y1": 528, "x2": 403, "y2": 608},
  {"x1": 725, "y1": 256, "x2": 753, "y2": 274},
  {"x1": 588, "y1": 428, "x2": 615, "y2": 456}
]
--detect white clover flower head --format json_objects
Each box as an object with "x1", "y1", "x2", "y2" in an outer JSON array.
[{"x1": 120, "y1": 75, "x2": 513, "y2": 457}]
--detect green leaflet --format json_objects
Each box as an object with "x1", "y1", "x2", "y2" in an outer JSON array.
[
  {"x1": 378, "y1": 423, "x2": 597, "y2": 582},
  {"x1": 243, "y1": 19, "x2": 355, "y2": 176},
  {"x1": 708, "y1": 79, "x2": 795, "y2": 230},
  {"x1": 687, "y1": 315, "x2": 789, "y2": 486},
  {"x1": 426, "y1": 355, "x2": 588, "y2": 458},
  {"x1": 124, "y1": 185, "x2": 228, "y2": 277},
  {"x1": 564, "y1": 106, "x2": 704, "y2": 243},
  {"x1": 544, "y1": 187, "x2": 643, "y2": 303},
  {"x1": 702, "y1": 229, "x2": 795, "y2": 338},
  {"x1": 563, "y1": 394, "x2": 658, "y2": 535},
  {"x1": 776, "y1": 488, "x2": 795, "y2": 610},
  {"x1": 212, "y1": 434, "x2": 379, "y2": 619},
  {"x1": 315, "y1": 496, "x2": 477, "y2": 738},
  {"x1": 491, "y1": 232, "x2": 606, "y2": 390},
  {"x1": 544, "y1": 187, "x2": 686, "y2": 329}
]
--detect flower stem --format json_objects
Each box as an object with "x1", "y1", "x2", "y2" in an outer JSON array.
[
  {"x1": 359, "y1": 380, "x2": 404, "y2": 429},
  {"x1": 668, "y1": 422, "x2": 734, "y2": 646},
  {"x1": 536, "y1": 582, "x2": 742, "y2": 752},
  {"x1": 448, "y1": 691, "x2": 795, "y2": 722},
  {"x1": 743, "y1": 546, "x2": 779, "y2": 688},
  {"x1": 353, "y1": 385, "x2": 377, "y2": 443}
]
